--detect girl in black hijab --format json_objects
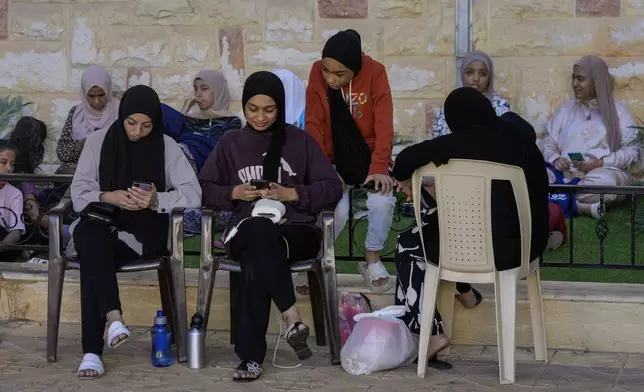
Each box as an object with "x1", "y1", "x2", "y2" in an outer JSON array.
[
  {"x1": 304, "y1": 29, "x2": 397, "y2": 293},
  {"x1": 71, "y1": 85, "x2": 201, "y2": 379},
  {"x1": 199, "y1": 71, "x2": 343, "y2": 382}
]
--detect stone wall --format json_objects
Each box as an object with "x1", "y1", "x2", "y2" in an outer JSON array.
[{"x1": 0, "y1": 0, "x2": 642, "y2": 171}]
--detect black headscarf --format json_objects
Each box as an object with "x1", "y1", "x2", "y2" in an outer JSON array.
[
  {"x1": 321, "y1": 30, "x2": 371, "y2": 185},
  {"x1": 242, "y1": 71, "x2": 286, "y2": 183},
  {"x1": 444, "y1": 87, "x2": 499, "y2": 133},
  {"x1": 99, "y1": 85, "x2": 168, "y2": 257},
  {"x1": 501, "y1": 112, "x2": 537, "y2": 144}
]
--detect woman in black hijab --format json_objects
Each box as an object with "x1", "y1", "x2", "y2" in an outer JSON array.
[
  {"x1": 391, "y1": 87, "x2": 549, "y2": 367},
  {"x1": 199, "y1": 71, "x2": 342, "y2": 382},
  {"x1": 71, "y1": 85, "x2": 201, "y2": 379}
]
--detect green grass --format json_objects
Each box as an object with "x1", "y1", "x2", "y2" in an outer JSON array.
[{"x1": 184, "y1": 200, "x2": 644, "y2": 284}]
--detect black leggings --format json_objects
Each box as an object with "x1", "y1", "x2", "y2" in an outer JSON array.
[
  {"x1": 74, "y1": 219, "x2": 139, "y2": 356},
  {"x1": 228, "y1": 218, "x2": 320, "y2": 363}
]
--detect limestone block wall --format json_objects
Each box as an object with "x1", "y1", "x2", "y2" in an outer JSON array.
[{"x1": 0, "y1": 0, "x2": 642, "y2": 171}]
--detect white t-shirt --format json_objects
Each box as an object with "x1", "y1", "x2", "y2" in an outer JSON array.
[{"x1": 0, "y1": 183, "x2": 25, "y2": 233}]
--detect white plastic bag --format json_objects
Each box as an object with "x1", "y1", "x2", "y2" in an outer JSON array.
[{"x1": 340, "y1": 305, "x2": 417, "y2": 375}]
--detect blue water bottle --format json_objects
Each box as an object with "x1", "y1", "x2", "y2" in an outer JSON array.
[{"x1": 151, "y1": 310, "x2": 173, "y2": 367}]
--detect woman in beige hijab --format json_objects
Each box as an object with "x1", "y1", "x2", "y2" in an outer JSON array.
[
  {"x1": 161, "y1": 70, "x2": 242, "y2": 236},
  {"x1": 543, "y1": 56, "x2": 639, "y2": 218}
]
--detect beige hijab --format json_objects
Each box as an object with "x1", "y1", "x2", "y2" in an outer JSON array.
[
  {"x1": 183, "y1": 70, "x2": 235, "y2": 119},
  {"x1": 459, "y1": 50, "x2": 495, "y2": 101},
  {"x1": 574, "y1": 56, "x2": 621, "y2": 152}
]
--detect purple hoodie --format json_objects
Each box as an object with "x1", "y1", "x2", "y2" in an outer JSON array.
[{"x1": 199, "y1": 124, "x2": 343, "y2": 227}]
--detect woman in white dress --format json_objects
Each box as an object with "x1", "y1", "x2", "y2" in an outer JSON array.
[{"x1": 543, "y1": 56, "x2": 639, "y2": 218}]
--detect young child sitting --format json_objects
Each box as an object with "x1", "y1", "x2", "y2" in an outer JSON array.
[{"x1": 0, "y1": 140, "x2": 25, "y2": 261}]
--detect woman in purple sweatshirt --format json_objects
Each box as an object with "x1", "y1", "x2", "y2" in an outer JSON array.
[{"x1": 198, "y1": 71, "x2": 343, "y2": 382}]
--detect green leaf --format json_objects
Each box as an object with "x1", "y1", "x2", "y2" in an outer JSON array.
[{"x1": 0, "y1": 96, "x2": 32, "y2": 137}]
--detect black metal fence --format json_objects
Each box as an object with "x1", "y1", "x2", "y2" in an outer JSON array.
[{"x1": 0, "y1": 173, "x2": 642, "y2": 270}]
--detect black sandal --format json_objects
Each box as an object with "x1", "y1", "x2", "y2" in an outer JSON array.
[
  {"x1": 285, "y1": 321, "x2": 312, "y2": 360},
  {"x1": 414, "y1": 354, "x2": 453, "y2": 370},
  {"x1": 471, "y1": 287, "x2": 483, "y2": 307},
  {"x1": 233, "y1": 360, "x2": 262, "y2": 382}
]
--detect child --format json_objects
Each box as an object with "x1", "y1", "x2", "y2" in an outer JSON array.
[{"x1": 0, "y1": 140, "x2": 25, "y2": 261}]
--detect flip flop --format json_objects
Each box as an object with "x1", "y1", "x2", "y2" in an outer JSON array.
[
  {"x1": 77, "y1": 353, "x2": 105, "y2": 379},
  {"x1": 455, "y1": 287, "x2": 482, "y2": 309},
  {"x1": 233, "y1": 360, "x2": 262, "y2": 382},
  {"x1": 107, "y1": 321, "x2": 131, "y2": 349},
  {"x1": 357, "y1": 261, "x2": 394, "y2": 293},
  {"x1": 285, "y1": 322, "x2": 312, "y2": 360}
]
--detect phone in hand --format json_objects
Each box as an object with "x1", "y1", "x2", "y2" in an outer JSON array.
[
  {"x1": 250, "y1": 179, "x2": 270, "y2": 190},
  {"x1": 132, "y1": 181, "x2": 153, "y2": 191},
  {"x1": 567, "y1": 152, "x2": 585, "y2": 161},
  {"x1": 360, "y1": 180, "x2": 379, "y2": 193}
]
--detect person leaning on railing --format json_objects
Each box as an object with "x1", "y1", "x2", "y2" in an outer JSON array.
[{"x1": 0, "y1": 140, "x2": 26, "y2": 261}]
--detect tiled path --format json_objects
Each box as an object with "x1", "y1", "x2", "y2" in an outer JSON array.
[{"x1": 0, "y1": 320, "x2": 642, "y2": 391}]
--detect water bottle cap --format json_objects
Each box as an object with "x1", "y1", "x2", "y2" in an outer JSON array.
[
  {"x1": 154, "y1": 310, "x2": 167, "y2": 325},
  {"x1": 190, "y1": 313, "x2": 204, "y2": 328}
]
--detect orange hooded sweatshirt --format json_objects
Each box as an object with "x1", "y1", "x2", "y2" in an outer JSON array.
[{"x1": 305, "y1": 54, "x2": 394, "y2": 176}]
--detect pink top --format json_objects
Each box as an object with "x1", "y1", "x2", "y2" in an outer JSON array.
[{"x1": 0, "y1": 183, "x2": 25, "y2": 232}]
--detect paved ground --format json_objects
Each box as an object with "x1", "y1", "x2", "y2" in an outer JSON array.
[{"x1": 0, "y1": 320, "x2": 643, "y2": 391}]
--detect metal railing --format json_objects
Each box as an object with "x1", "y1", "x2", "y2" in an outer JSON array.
[
  {"x1": 0, "y1": 173, "x2": 642, "y2": 269},
  {"x1": 0, "y1": 173, "x2": 72, "y2": 254}
]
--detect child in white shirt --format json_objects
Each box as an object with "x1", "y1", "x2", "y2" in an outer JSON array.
[{"x1": 0, "y1": 140, "x2": 25, "y2": 260}]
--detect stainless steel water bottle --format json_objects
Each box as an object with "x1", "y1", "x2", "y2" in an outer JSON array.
[{"x1": 186, "y1": 313, "x2": 205, "y2": 369}]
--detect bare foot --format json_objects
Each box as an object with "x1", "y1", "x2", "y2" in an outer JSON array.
[
  {"x1": 78, "y1": 368, "x2": 100, "y2": 378},
  {"x1": 428, "y1": 333, "x2": 451, "y2": 357},
  {"x1": 233, "y1": 361, "x2": 262, "y2": 382}
]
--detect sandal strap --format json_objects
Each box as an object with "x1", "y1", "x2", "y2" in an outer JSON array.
[
  {"x1": 237, "y1": 360, "x2": 262, "y2": 376},
  {"x1": 366, "y1": 261, "x2": 389, "y2": 281},
  {"x1": 284, "y1": 321, "x2": 307, "y2": 338}
]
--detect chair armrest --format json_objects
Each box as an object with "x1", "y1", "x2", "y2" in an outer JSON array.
[
  {"x1": 47, "y1": 198, "x2": 72, "y2": 261},
  {"x1": 320, "y1": 209, "x2": 336, "y2": 270},
  {"x1": 200, "y1": 208, "x2": 215, "y2": 265},
  {"x1": 170, "y1": 208, "x2": 185, "y2": 265}
]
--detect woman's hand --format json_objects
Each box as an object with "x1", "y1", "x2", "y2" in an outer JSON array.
[
  {"x1": 75, "y1": 138, "x2": 86, "y2": 152},
  {"x1": 574, "y1": 155, "x2": 603, "y2": 173},
  {"x1": 231, "y1": 183, "x2": 262, "y2": 201},
  {"x1": 127, "y1": 184, "x2": 159, "y2": 210},
  {"x1": 553, "y1": 157, "x2": 571, "y2": 172},
  {"x1": 264, "y1": 183, "x2": 299, "y2": 202},
  {"x1": 100, "y1": 190, "x2": 140, "y2": 211},
  {"x1": 364, "y1": 173, "x2": 394, "y2": 195},
  {"x1": 396, "y1": 179, "x2": 412, "y2": 201}
]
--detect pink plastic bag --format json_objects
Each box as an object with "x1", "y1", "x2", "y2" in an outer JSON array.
[{"x1": 338, "y1": 292, "x2": 371, "y2": 346}]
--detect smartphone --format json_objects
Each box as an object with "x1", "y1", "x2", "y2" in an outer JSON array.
[
  {"x1": 360, "y1": 181, "x2": 379, "y2": 193},
  {"x1": 132, "y1": 181, "x2": 153, "y2": 191},
  {"x1": 250, "y1": 179, "x2": 270, "y2": 190},
  {"x1": 567, "y1": 152, "x2": 585, "y2": 161}
]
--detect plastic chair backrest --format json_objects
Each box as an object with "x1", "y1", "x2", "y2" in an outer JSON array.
[{"x1": 412, "y1": 159, "x2": 532, "y2": 274}]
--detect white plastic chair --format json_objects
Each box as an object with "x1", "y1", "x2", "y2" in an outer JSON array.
[{"x1": 412, "y1": 159, "x2": 547, "y2": 384}]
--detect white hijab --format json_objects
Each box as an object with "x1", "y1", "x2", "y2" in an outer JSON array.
[{"x1": 271, "y1": 69, "x2": 306, "y2": 128}]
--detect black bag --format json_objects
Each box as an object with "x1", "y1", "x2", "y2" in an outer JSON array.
[{"x1": 80, "y1": 202, "x2": 121, "y2": 225}]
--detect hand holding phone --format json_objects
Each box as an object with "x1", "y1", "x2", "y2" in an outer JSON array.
[
  {"x1": 132, "y1": 181, "x2": 153, "y2": 191},
  {"x1": 250, "y1": 179, "x2": 270, "y2": 190},
  {"x1": 567, "y1": 152, "x2": 585, "y2": 162}
]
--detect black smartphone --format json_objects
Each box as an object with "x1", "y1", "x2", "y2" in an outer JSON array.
[
  {"x1": 250, "y1": 179, "x2": 270, "y2": 190},
  {"x1": 361, "y1": 180, "x2": 379, "y2": 193},
  {"x1": 132, "y1": 181, "x2": 153, "y2": 191}
]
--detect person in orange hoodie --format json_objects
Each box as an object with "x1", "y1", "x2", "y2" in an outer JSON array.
[{"x1": 304, "y1": 29, "x2": 396, "y2": 292}]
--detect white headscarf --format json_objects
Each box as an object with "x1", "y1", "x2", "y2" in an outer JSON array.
[{"x1": 271, "y1": 69, "x2": 306, "y2": 129}]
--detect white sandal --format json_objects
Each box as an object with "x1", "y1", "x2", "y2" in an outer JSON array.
[
  {"x1": 107, "y1": 321, "x2": 131, "y2": 349},
  {"x1": 357, "y1": 261, "x2": 394, "y2": 293},
  {"x1": 77, "y1": 353, "x2": 105, "y2": 379}
]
